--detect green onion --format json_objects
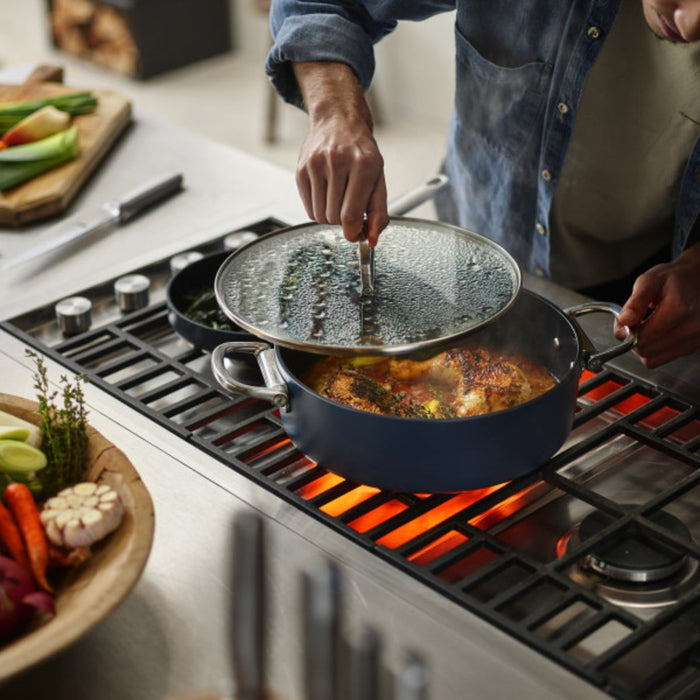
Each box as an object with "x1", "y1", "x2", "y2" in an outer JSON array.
[
  {"x1": 0, "y1": 126, "x2": 79, "y2": 191},
  {"x1": 0, "y1": 92, "x2": 98, "y2": 134}
]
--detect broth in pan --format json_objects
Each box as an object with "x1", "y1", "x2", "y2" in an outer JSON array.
[{"x1": 303, "y1": 344, "x2": 557, "y2": 419}]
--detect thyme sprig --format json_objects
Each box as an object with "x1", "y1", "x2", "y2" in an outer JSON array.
[{"x1": 26, "y1": 350, "x2": 89, "y2": 498}]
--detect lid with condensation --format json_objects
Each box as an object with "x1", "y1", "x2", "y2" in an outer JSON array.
[{"x1": 214, "y1": 217, "x2": 522, "y2": 356}]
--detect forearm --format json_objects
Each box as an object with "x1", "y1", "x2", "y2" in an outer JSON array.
[{"x1": 292, "y1": 61, "x2": 374, "y2": 131}]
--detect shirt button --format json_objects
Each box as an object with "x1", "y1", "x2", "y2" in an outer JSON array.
[
  {"x1": 587, "y1": 26, "x2": 601, "y2": 39},
  {"x1": 536, "y1": 222, "x2": 546, "y2": 235},
  {"x1": 541, "y1": 169, "x2": 552, "y2": 181},
  {"x1": 557, "y1": 102, "x2": 569, "y2": 115}
]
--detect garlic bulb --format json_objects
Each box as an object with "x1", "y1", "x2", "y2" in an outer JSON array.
[{"x1": 40, "y1": 482, "x2": 124, "y2": 549}]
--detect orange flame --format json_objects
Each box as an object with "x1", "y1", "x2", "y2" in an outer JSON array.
[{"x1": 376, "y1": 486, "x2": 504, "y2": 550}]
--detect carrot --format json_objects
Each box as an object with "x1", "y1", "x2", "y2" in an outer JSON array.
[
  {"x1": 0, "y1": 141, "x2": 7, "y2": 151},
  {"x1": 4, "y1": 483, "x2": 52, "y2": 592},
  {"x1": 0, "y1": 500, "x2": 31, "y2": 573}
]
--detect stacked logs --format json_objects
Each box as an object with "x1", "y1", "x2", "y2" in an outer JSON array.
[{"x1": 49, "y1": 0, "x2": 139, "y2": 77}]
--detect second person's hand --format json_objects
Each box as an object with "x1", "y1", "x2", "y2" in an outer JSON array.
[{"x1": 614, "y1": 242, "x2": 700, "y2": 367}]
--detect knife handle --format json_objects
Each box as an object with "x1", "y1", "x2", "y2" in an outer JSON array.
[
  {"x1": 232, "y1": 511, "x2": 266, "y2": 700},
  {"x1": 116, "y1": 171, "x2": 184, "y2": 223}
]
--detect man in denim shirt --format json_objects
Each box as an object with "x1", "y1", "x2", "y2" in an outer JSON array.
[{"x1": 265, "y1": 1, "x2": 700, "y2": 368}]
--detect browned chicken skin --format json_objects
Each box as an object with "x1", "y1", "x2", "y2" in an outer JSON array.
[{"x1": 304, "y1": 345, "x2": 556, "y2": 419}]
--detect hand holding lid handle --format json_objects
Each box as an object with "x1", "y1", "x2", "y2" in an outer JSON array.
[{"x1": 357, "y1": 175, "x2": 449, "y2": 299}]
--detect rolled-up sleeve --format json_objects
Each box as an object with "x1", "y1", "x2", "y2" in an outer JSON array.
[{"x1": 265, "y1": 1, "x2": 397, "y2": 109}]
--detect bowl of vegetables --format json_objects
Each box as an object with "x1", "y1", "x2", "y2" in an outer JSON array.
[{"x1": 0, "y1": 355, "x2": 154, "y2": 682}]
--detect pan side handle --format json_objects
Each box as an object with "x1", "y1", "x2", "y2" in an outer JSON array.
[
  {"x1": 565, "y1": 302, "x2": 638, "y2": 372},
  {"x1": 386, "y1": 174, "x2": 450, "y2": 217},
  {"x1": 211, "y1": 342, "x2": 289, "y2": 409}
]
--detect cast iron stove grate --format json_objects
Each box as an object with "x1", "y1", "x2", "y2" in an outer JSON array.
[{"x1": 3, "y1": 219, "x2": 700, "y2": 699}]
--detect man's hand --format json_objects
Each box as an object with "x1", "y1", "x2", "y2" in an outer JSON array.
[
  {"x1": 615, "y1": 242, "x2": 700, "y2": 367},
  {"x1": 293, "y1": 62, "x2": 389, "y2": 246}
]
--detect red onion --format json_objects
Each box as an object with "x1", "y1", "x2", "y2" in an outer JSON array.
[{"x1": 0, "y1": 555, "x2": 55, "y2": 643}]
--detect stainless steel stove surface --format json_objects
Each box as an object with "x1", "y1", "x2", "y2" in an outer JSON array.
[{"x1": 2, "y1": 218, "x2": 700, "y2": 700}]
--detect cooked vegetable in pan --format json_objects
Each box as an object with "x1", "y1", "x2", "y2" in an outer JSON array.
[{"x1": 183, "y1": 286, "x2": 238, "y2": 331}]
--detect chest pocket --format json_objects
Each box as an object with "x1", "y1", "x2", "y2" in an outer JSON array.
[{"x1": 454, "y1": 23, "x2": 551, "y2": 162}]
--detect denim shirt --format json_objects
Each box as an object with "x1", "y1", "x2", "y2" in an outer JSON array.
[{"x1": 265, "y1": 0, "x2": 700, "y2": 279}]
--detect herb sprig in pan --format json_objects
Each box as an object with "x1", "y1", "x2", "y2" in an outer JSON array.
[{"x1": 26, "y1": 351, "x2": 89, "y2": 498}]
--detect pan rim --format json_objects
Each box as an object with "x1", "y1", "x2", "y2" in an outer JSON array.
[
  {"x1": 277, "y1": 289, "x2": 583, "y2": 423},
  {"x1": 214, "y1": 216, "x2": 523, "y2": 356}
]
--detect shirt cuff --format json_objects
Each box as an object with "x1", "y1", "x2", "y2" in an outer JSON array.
[{"x1": 265, "y1": 14, "x2": 376, "y2": 109}]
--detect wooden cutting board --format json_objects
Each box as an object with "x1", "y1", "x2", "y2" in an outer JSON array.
[{"x1": 0, "y1": 73, "x2": 132, "y2": 227}]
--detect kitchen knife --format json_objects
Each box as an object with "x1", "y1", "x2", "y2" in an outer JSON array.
[
  {"x1": 2, "y1": 171, "x2": 184, "y2": 270},
  {"x1": 232, "y1": 511, "x2": 267, "y2": 700},
  {"x1": 394, "y1": 651, "x2": 430, "y2": 700},
  {"x1": 302, "y1": 560, "x2": 343, "y2": 700},
  {"x1": 350, "y1": 626, "x2": 381, "y2": 700}
]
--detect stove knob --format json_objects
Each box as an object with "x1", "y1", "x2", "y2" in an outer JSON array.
[
  {"x1": 114, "y1": 274, "x2": 151, "y2": 312},
  {"x1": 169, "y1": 251, "x2": 204, "y2": 274},
  {"x1": 55, "y1": 296, "x2": 92, "y2": 336},
  {"x1": 223, "y1": 230, "x2": 258, "y2": 251}
]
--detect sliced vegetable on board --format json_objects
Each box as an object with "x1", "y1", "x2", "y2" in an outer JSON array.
[
  {"x1": 1, "y1": 105, "x2": 71, "y2": 147},
  {"x1": 0, "y1": 91, "x2": 97, "y2": 134},
  {"x1": 0, "y1": 126, "x2": 79, "y2": 191}
]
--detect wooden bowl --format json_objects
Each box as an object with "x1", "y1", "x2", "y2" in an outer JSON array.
[{"x1": 0, "y1": 393, "x2": 155, "y2": 682}]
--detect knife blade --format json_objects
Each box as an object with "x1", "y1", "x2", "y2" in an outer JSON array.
[{"x1": 2, "y1": 171, "x2": 183, "y2": 270}]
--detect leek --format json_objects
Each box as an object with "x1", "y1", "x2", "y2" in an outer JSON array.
[
  {"x1": 0, "y1": 440, "x2": 47, "y2": 475},
  {"x1": 0, "y1": 125, "x2": 79, "y2": 191},
  {"x1": 0, "y1": 91, "x2": 97, "y2": 134}
]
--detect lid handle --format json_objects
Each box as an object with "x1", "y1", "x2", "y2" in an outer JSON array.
[{"x1": 357, "y1": 174, "x2": 450, "y2": 299}]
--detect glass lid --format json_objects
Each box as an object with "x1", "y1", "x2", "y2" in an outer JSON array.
[{"x1": 214, "y1": 217, "x2": 521, "y2": 356}]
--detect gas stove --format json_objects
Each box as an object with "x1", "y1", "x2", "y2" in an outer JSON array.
[{"x1": 2, "y1": 217, "x2": 699, "y2": 699}]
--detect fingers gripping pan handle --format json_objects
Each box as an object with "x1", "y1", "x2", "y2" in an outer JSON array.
[{"x1": 565, "y1": 301, "x2": 638, "y2": 371}]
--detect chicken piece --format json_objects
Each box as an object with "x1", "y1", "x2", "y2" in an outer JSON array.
[
  {"x1": 451, "y1": 349, "x2": 533, "y2": 416},
  {"x1": 318, "y1": 369, "x2": 430, "y2": 418},
  {"x1": 389, "y1": 353, "x2": 459, "y2": 385},
  {"x1": 391, "y1": 345, "x2": 552, "y2": 416}
]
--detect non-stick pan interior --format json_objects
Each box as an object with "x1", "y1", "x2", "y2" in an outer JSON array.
[{"x1": 166, "y1": 251, "x2": 257, "y2": 351}]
